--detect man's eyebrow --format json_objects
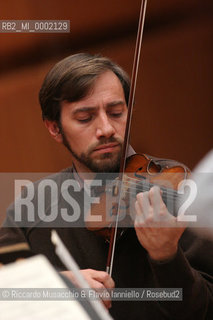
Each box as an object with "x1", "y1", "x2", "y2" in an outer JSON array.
[
  {"x1": 72, "y1": 107, "x2": 97, "y2": 115},
  {"x1": 106, "y1": 100, "x2": 126, "y2": 107}
]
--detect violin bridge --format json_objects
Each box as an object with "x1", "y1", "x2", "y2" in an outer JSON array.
[
  {"x1": 112, "y1": 175, "x2": 129, "y2": 198},
  {"x1": 112, "y1": 180, "x2": 119, "y2": 196}
]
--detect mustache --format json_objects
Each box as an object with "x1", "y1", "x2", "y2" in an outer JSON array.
[{"x1": 87, "y1": 137, "x2": 123, "y2": 154}]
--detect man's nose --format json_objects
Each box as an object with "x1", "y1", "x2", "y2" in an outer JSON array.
[{"x1": 96, "y1": 113, "x2": 115, "y2": 138}]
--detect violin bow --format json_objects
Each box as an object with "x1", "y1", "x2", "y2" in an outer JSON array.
[{"x1": 106, "y1": 0, "x2": 148, "y2": 276}]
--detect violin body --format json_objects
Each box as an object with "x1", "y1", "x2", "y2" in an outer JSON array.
[
  {"x1": 85, "y1": 153, "x2": 190, "y2": 239},
  {"x1": 125, "y1": 153, "x2": 189, "y2": 189}
]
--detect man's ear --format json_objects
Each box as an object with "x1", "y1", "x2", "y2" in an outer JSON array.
[{"x1": 44, "y1": 120, "x2": 63, "y2": 143}]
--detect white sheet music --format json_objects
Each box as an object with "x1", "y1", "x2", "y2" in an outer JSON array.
[{"x1": 0, "y1": 255, "x2": 91, "y2": 320}]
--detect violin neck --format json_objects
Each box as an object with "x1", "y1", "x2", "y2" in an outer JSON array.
[{"x1": 130, "y1": 179, "x2": 182, "y2": 217}]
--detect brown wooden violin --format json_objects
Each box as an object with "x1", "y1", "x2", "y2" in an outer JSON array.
[
  {"x1": 86, "y1": 153, "x2": 189, "y2": 230},
  {"x1": 85, "y1": 153, "x2": 190, "y2": 273}
]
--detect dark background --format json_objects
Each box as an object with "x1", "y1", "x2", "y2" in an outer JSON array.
[{"x1": 0, "y1": 0, "x2": 212, "y2": 173}]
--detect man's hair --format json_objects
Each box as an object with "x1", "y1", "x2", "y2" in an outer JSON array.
[{"x1": 39, "y1": 53, "x2": 130, "y2": 123}]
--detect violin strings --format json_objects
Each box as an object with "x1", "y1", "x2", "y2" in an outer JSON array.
[
  {"x1": 120, "y1": 182, "x2": 179, "y2": 195},
  {"x1": 117, "y1": 178, "x2": 181, "y2": 200},
  {"x1": 123, "y1": 188, "x2": 180, "y2": 201},
  {"x1": 121, "y1": 182, "x2": 180, "y2": 198},
  {"x1": 119, "y1": 188, "x2": 180, "y2": 202},
  {"x1": 109, "y1": 183, "x2": 181, "y2": 204},
  {"x1": 120, "y1": 181, "x2": 177, "y2": 195},
  {"x1": 123, "y1": 174, "x2": 180, "y2": 192},
  {"x1": 103, "y1": 171, "x2": 183, "y2": 197},
  {"x1": 122, "y1": 173, "x2": 181, "y2": 187}
]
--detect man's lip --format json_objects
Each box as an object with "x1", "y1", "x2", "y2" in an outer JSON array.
[{"x1": 93, "y1": 143, "x2": 119, "y2": 152}]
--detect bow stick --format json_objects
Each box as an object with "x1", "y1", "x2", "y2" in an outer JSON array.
[{"x1": 106, "y1": 0, "x2": 148, "y2": 276}]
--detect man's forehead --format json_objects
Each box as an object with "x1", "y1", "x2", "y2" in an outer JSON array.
[{"x1": 61, "y1": 70, "x2": 126, "y2": 111}]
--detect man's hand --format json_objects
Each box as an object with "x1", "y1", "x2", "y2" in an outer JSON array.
[
  {"x1": 60, "y1": 269, "x2": 115, "y2": 309},
  {"x1": 134, "y1": 186, "x2": 186, "y2": 262}
]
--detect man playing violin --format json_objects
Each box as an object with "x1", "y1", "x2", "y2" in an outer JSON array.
[{"x1": 0, "y1": 53, "x2": 213, "y2": 319}]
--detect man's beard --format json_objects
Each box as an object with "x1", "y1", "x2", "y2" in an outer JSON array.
[{"x1": 61, "y1": 131, "x2": 123, "y2": 173}]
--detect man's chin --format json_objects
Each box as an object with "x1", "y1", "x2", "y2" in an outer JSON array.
[{"x1": 89, "y1": 155, "x2": 121, "y2": 173}]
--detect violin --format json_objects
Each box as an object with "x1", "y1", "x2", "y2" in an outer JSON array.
[{"x1": 85, "y1": 153, "x2": 190, "y2": 240}]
